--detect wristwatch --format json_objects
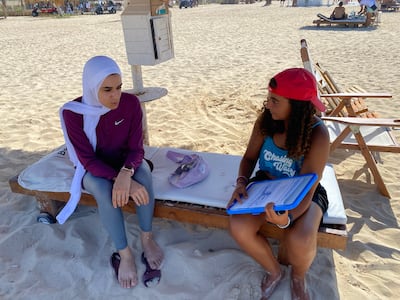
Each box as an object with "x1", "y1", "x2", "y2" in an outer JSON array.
[{"x1": 121, "y1": 166, "x2": 134, "y2": 176}]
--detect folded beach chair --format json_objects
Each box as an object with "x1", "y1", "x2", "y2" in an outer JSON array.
[
  {"x1": 300, "y1": 39, "x2": 400, "y2": 198},
  {"x1": 306, "y1": 64, "x2": 385, "y2": 119},
  {"x1": 9, "y1": 145, "x2": 348, "y2": 250},
  {"x1": 300, "y1": 39, "x2": 388, "y2": 119},
  {"x1": 312, "y1": 13, "x2": 374, "y2": 27}
]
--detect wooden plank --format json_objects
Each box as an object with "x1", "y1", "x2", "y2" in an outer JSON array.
[
  {"x1": 323, "y1": 117, "x2": 400, "y2": 127},
  {"x1": 320, "y1": 93, "x2": 392, "y2": 99},
  {"x1": 332, "y1": 143, "x2": 400, "y2": 153},
  {"x1": 9, "y1": 175, "x2": 347, "y2": 250}
]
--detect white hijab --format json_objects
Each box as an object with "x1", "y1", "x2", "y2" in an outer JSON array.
[{"x1": 56, "y1": 56, "x2": 121, "y2": 224}]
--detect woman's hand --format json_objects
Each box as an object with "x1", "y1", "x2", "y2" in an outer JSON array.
[
  {"x1": 264, "y1": 203, "x2": 289, "y2": 227},
  {"x1": 226, "y1": 182, "x2": 248, "y2": 209},
  {"x1": 112, "y1": 170, "x2": 132, "y2": 208},
  {"x1": 129, "y1": 180, "x2": 149, "y2": 206}
]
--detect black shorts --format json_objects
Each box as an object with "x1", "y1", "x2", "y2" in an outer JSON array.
[
  {"x1": 312, "y1": 183, "x2": 329, "y2": 214},
  {"x1": 249, "y1": 170, "x2": 329, "y2": 214}
]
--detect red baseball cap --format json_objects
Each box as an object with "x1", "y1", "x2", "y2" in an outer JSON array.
[{"x1": 268, "y1": 68, "x2": 326, "y2": 112}]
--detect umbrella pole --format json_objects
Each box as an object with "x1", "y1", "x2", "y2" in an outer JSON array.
[{"x1": 131, "y1": 65, "x2": 144, "y2": 94}]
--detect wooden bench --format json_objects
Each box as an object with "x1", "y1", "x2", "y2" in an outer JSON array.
[
  {"x1": 380, "y1": 3, "x2": 400, "y2": 11},
  {"x1": 9, "y1": 146, "x2": 348, "y2": 250},
  {"x1": 313, "y1": 13, "x2": 372, "y2": 27}
]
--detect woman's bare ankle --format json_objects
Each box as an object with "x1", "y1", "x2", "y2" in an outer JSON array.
[
  {"x1": 141, "y1": 231, "x2": 164, "y2": 270},
  {"x1": 261, "y1": 268, "x2": 284, "y2": 299},
  {"x1": 291, "y1": 275, "x2": 309, "y2": 300},
  {"x1": 118, "y1": 246, "x2": 133, "y2": 259}
]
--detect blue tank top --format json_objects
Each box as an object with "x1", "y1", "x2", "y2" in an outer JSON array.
[
  {"x1": 258, "y1": 120, "x2": 322, "y2": 178},
  {"x1": 258, "y1": 137, "x2": 302, "y2": 178}
]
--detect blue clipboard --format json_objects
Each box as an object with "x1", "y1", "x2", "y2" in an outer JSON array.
[{"x1": 226, "y1": 173, "x2": 318, "y2": 215}]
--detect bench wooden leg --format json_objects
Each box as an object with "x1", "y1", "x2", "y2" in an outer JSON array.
[{"x1": 36, "y1": 197, "x2": 63, "y2": 224}]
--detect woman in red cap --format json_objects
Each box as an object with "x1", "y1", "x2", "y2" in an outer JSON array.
[{"x1": 227, "y1": 68, "x2": 330, "y2": 299}]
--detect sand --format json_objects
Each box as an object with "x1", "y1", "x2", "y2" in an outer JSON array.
[{"x1": 1, "y1": 2, "x2": 399, "y2": 299}]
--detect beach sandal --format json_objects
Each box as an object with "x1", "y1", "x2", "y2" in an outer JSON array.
[
  {"x1": 141, "y1": 252, "x2": 161, "y2": 287},
  {"x1": 166, "y1": 150, "x2": 210, "y2": 188},
  {"x1": 110, "y1": 252, "x2": 121, "y2": 280}
]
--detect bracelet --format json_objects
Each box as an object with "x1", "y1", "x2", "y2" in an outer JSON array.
[
  {"x1": 236, "y1": 176, "x2": 249, "y2": 184},
  {"x1": 276, "y1": 213, "x2": 293, "y2": 229}
]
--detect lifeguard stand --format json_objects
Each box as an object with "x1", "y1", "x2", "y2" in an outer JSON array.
[{"x1": 121, "y1": 0, "x2": 174, "y2": 144}]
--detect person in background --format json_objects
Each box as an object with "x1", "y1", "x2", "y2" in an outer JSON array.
[
  {"x1": 58, "y1": 56, "x2": 163, "y2": 289},
  {"x1": 330, "y1": 1, "x2": 347, "y2": 19},
  {"x1": 227, "y1": 68, "x2": 330, "y2": 300},
  {"x1": 358, "y1": 0, "x2": 377, "y2": 25}
]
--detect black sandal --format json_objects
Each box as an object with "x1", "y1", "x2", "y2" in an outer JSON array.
[
  {"x1": 141, "y1": 252, "x2": 161, "y2": 287},
  {"x1": 110, "y1": 252, "x2": 120, "y2": 280}
]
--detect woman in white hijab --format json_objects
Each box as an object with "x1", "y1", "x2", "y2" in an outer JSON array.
[{"x1": 59, "y1": 56, "x2": 163, "y2": 288}]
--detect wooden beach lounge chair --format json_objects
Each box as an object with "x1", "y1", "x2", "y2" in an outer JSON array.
[
  {"x1": 300, "y1": 39, "x2": 400, "y2": 198},
  {"x1": 9, "y1": 145, "x2": 348, "y2": 250},
  {"x1": 380, "y1": 0, "x2": 400, "y2": 11},
  {"x1": 312, "y1": 13, "x2": 373, "y2": 27}
]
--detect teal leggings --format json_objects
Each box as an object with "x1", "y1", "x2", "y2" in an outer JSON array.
[{"x1": 82, "y1": 161, "x2": 155, "y2": 250}]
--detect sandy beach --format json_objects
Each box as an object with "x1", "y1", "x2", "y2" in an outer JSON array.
[{"x1": 1, "y1": 2, "x2": 399, "y2": 299}]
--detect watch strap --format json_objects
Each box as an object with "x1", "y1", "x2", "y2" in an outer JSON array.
[{"x1": 121, "y1": 166, "x2": 134, "y2": 176}]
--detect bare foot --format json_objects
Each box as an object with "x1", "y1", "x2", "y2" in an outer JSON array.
[
  {"x1": 141, "y1": 232, "x2": 164, "y2": 270},
  {"x1": 118, "y1": 247, "x2": 138, "y2": 288},
  {"x1": 291, "y1": 276, "x2": 309, "y2": 300},
  {"x1": 261, "y1": 269, "x2": 284, "y2": 299}
]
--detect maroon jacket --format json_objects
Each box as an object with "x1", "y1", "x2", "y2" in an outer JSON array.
[{"x1": 63, "y1": 92, "x2": 144, "y2": 180}]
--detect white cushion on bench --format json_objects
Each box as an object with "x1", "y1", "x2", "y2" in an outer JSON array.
[
  {"x1": 17, "y1": 145, "x2": 159, "y2": 193},
  {"x1": 150, "y1": 147, "x2": 346, "y2": 225},
  {"x1": 18, "y1": 145, "x2": 74, "y2": 192},
  {"x1": 17, "y1": 145, "x2": 346, "y2": 225},
  {"x1": 150, "y1": 147, "x2": 240, "y2": 208},
  {"x1": 320, "y1": 163, "x2": 346, "y2": 225}
]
